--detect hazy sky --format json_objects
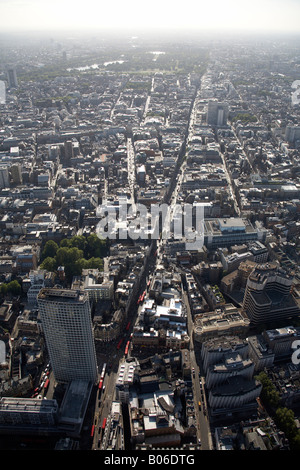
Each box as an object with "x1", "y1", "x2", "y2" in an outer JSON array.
[{"x1": 0, "y1": 0, "x2": 299, "y2": 35}]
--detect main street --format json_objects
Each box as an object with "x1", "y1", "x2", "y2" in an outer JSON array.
[
  {"x1": 92, "y1": 338, "x2": 130, "y2": 450},
  {"x1": 183, "y1": 287, "x2": 213, "y2": 450},
  {"x1": 91, "y1": 75, "x2": 214, "y2": 450}
]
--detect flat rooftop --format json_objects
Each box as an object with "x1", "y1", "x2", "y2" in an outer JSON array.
[
  {"x1": 0, "y1": 396, "x2": 58, "y2": 413},
  {"x1": 59, "y1": 380, "x2": 92, "y2": 424},
  {"x1": 38, "y1": 288, "x2": 86, "y2": 303},
  {"x1": 204, "y1": 218, "x2": 256, "y2": 235},
  {"x1": 218, "y1": 218, "x2": 246, "y2": 232}
]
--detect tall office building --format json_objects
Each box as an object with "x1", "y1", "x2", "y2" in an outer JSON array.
[
  {"x1": 0, "y1": 166, "x2": 10, "y2": 189},
  {"x1": 6, "y1": 67, "x2": 18, "y2": 88},
  {"x1": 37, "y1": 288, "x2": 98, "y2": 384},
  {"x1": 10, "y1": 164, "x2": 23, "y2": 185},
  {"x1": 242, "y1": 263, "x2": 300, "y2": 325},
  {"x1": 63, "y1": 140, "x2": 74, "y2": 164},
  {"x1": 285, "y1": 124, "x2": 300, "y2": 144},
  {"x1": 0, "y1": 81, "x2": 6, "y2": 104},
  {"x1": 207, "y1": 100, "x2": 229, "y2": 127}
]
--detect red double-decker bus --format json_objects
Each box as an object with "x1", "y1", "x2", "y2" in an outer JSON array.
[
  {"x1": 100, "y1": 363, "x2": 106, "y2": 379},
  {"x1": 125, "y1": 340, "x2": 130, "y2": 356},
  {"x1": 140, "y1": 290, "x2": 146, "y2": 302}
]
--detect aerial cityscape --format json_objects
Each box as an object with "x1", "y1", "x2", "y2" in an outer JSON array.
[{"x1": 1, "y1": 0, "x2": 300, "y2": 457}]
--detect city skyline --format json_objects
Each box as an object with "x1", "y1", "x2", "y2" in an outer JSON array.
[{"x1": 0, "y1": 0, "x2": 300, "y2": 36}]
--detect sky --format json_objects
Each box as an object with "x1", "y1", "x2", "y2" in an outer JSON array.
[{"x1": 0, "y1": 0, "x2": 299, "y2": 36}]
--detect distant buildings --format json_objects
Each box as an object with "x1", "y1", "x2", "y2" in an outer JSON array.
[
  {"x1": 0, "y1": 166, "x2": 10, "y2": 189},
  {"x1": 204, "y1": 217, "x2": 266, "y2": 249},
  {"x1": 37, "y1": 288, "x2": 98, "y2": 384},
  {"x1": 6, "y1": 67, "x2": 18, "y2": 89},
  {"x1": 285, "y1": 125, "x2": 300, "y2": 145},
  {"x1": 207, "y1": 100, "x2": 229, "y2": 127},
  {"x1": 27, "y1": 269, "x2": 55, "y2": 307},
  {"x1": 12, "y1": 244, "x2": 39, "y2": 274},
  {"x1": 0, "y1": 81, "x2": 5, "y2": 104}
]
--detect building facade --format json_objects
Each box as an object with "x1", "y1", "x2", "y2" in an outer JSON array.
[
  {"x1": 242, "y1": 263, "x2": 300, "y2": 325},
  {"x1": 0, "y1": 397, "x2": 58, "y2": 427},
  {"x1": 247, "y1": 335, "x2": 275, "y2": 371},
  {"x1": 37, "y1": 288, "x2": 98, "y2": 384}
]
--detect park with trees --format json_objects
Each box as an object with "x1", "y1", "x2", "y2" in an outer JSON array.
[{"x1": 40, "y1": 234, "x2": 107, "y2": 283}]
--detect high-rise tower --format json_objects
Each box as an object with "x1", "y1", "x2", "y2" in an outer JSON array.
[
  {"x1": 37, "y1": 288, "x2": 98, "y2": 384},
  {"x1": 207, "y1": 100, "x2": 228, "y2": 127},
  {"x1": 6, "y1": 67, "x2": 18, "y2": 88}
]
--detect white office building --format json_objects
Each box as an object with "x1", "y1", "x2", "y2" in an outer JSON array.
[
  {"x1": 115, "y1": 359, "x2": 139, "y2": 403},
  {"x1": 37, "y1": 288, "x2": 98, "y2": 384}
]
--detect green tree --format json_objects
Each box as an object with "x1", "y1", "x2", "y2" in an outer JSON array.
[
  {"x1": 42, "y1": 240, "x2": 59, "y2": 260},
  {"x1": 85, "y1": 257, "x2": 104, "y2": 270},
  {"x1": 255, "y1": 371, "x2": 280, "y2": 409},
  {"x1": 275, "y1": 407, "x2": 298, "y2": 439},
  {"x1": 38, "y1": 234, "x2": 106, "y2": 284},
  {"x1": 40, "y1": 256, "x2": 57, "y2": 272},
  {"x1": 274, "y1": 407, "x2": 300, "y2": 449},
  {"x1": 232, "y1": 113, "x2": 257, "y2": 124},
  {"x1": 55, "y1": 247, "x2": 84, "y2": 282},
  {"x1": 55, "y1": 246, "x2": 83, "y2": 266},
  {"x1": 63, "y1": 259, "x2": 83, "y2": 281},
  {"x1": 290, "y1": 431, "x2": 300, "y2": 451},
  {"x1": 85, "y1": 233, "x2": 106, "y2": 258},
  {"x1": 69, "y1": 235, "x2": 87, "y2": 252},
  {"x1": 0, "y1": 284, "x2": 8, "y2": 296},
  {"x1": 7, "y1": 280, "x2": 21, "y2": 296},
  {"x1": 59, "y1": 238, "x2": 71, "y2": 248}
]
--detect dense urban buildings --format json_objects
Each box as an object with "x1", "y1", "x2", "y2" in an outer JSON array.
[{"x1": 0, "y1": 28, "x2": 300, "y2": 453}]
